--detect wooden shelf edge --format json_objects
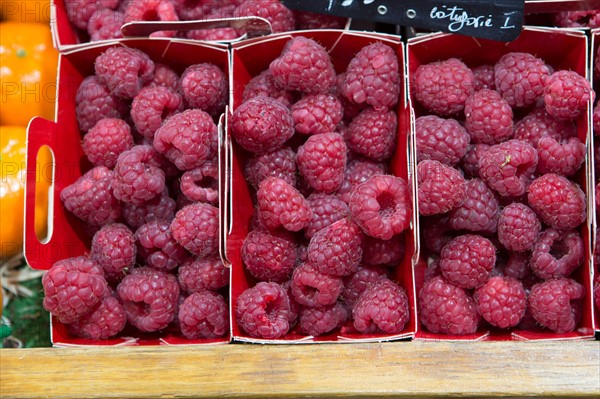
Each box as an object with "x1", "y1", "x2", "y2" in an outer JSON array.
[{"x1": 1, "y1": 341, "x2": 599, "y2": 398}]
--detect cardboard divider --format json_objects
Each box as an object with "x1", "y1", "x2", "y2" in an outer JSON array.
[
  {"x1": 408, "y1": 27, "x2": 595, "y2": 341},
  {"x1": 227, "y1": 30, "x2": 417, "y2": 343},
  {"x1": 591, "y1": 28, "x2": 599, "y2": 334},
  {"x1": 24, "y1": 38, "x2": 231, "y2": 346}
]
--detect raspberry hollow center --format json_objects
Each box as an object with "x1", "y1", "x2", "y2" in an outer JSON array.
[
  {"x1": 550, "y1": 241, "x2": 567, "y2": 259},
  {"x1": 377, "y1": 192, "x2": 396, "y2": 217}
]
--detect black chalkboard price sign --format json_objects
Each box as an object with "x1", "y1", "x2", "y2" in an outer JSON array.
[{"x1": 281, "y1": 0, "x2": 525, "y2": 41}]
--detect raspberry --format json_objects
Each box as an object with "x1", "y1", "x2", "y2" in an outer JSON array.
[
  {"x1": 233, "y1": 0, "x2": 295, "y2": 33},
  {"x1": 594, "y1": 276, "x2": 600, "y2": 312},
  {"x1": 299, "y1": 303, "x2": 347, "y2": 336},
  {"x1": 294, "y1": 10, "x2": 346, "y2": 29},
  {"x1": 479, "y1": 139, "x2": 538, "y2": 197},
  {"x1": 417, "y1": 160, "x2": 466, "y2": 216},
  {"x1": 494, "y1": 52, "x2": 550, "y2": 108},
  {"x1": 352, "y1": 279, "x2": 409, "y2": 334},
  {"x1": 256, "y1": 177, "x2": 312, "y2": 232},
  {"x1": 180, "y1": 161, "x2": 219, "y2": 204},
  {"x1": 594, "y1": 102, "x2": 600, "y2": 134},
  {"x1": 60, "y1": 166, "x2": 121, "y2": 226},
  {"x1": 65, "y1": 0, "x2": 119, "y2": 30},
  {"x1": 245, "y1": 147, "x2": 297, "y2": 189},
  {"x1": 42, "y1": 256, "x2": 107, "y2": 324},
  {"x1": 147, "y1": 63, "x2": 179, "y2": 91},
  {"x1": 349, "y1": 175, "x2": 412, "y2": 240},
  {"x1": 308, "y1": 218, "x2": 364, "y2": 277},
  {"x1": 513, "y1": 107, "x2": 576, "y2": 148},
  {"x1": 291, "y1": 262, "x2": 343, "y2": 308},
  {"x1": 305, "y1": 193, "x2": 349, "y2": 239},
  {"x1": 527, "y1": 173, "x2": 586, "y2": 230},
  {"x1": 461, "y1": 144, "x2": 490, "y2": 178},
  {"x1": 186, "y1": 28, "x2": 238, "y2": 41},
  {"x1": 448, "y1": 179, "x2": 499, "y2": 233},
  {"x1": 291, "y1": 94, "x2": 343, "y2": 135},
  {"x1": 180, "y1": 63, "x2": 227, "y2": 116},
  {"x1": 122, "y1": 188, "x2": 176, "y2": 229},
  {"x1": 346, "y1": 108, "x2": 397, "y2": 162},
  {"x1": 528, "y1": 278, "x2": 585, "y2": 333},
  {"x1": 362, "y1": 235, "x2": 405, "y2": 267},
  {"x1": 178, "y1": 257, "x2": 229, "y2": 293},
  {"x1": 95, "y1": 47, "x2": 155, "y2": 99},
  {"x1": 472, "y1": 64, "x2": 495, "y2": 91},
  {"x1": 342, "y1": 265, "x2": 388, "y2": 311},
  {"x1": 536, "y1": 136, "x2": 586, "y2": 176},
  {"x1": 464, "y1": 89, "x2": 513, "y2": 144},
  {"x1": 440, "y1": 234, "x2": 496, "y2": 289},
  {"x1": 179, "y1": 291, "x2": 229, "y2": 339},
  {"x1": 87, "y1": 9, "x2": 124, "y2": 41},
  {"x1": 136, "y1": 221, "x2": 190, "y2": 272},
  {"x1": 113, "y1": 145, "x2": 165, "y2": 205},
  {"x1": 412, "y1": 58, "x2": 474, "y2": 115},
  {"x1": 297, "y1": 133, "x2": 346, "y2": 194},
  {"x1": 123, "y1": 0, "x2": 178, "y2": 38},
  {"x1": 236, "y1": 281, "x2": 291, "y2": 339},
  {"x1": 242, "y1": 229, "x2": 297, "y2": 283},
  {"x1": 131, "y1": 86, "x2": 183, "y2": 139},
  {"x1": 75, "y1": 76, "x2": 127, "y2": 132},
  {"x1": 269, "y1": 36, "x2": 336, "y2": 94},
  {"x1": 474, "y1": 276, "x2": 526, "y2": 329},
  {"x1": 337, "y1": 159, "x2": 387, "y2": 204},
  {"x1": 170, "y1": 203, "x2": 219, "y2": 258},
  {"x1": 68, "y1": 293, "x2": 126, "y2": 340},
  {"x1": 82, "y1": 118, "x2": 134, "y2": 168},
  {"x1": 415, "y1": 115, "x2": 469, "y2": 166},
  {"x1": 231, "y1": 96, "x2": 294, "y2": 154},
  {"x1": 418, "y1": 276, "x2": 480, "y2": 335},
  {"x1": 117, "y1": 267, "x2": 179, "y2": 332},
  {"x1": 554, "y1": 10, "x2": 600, "y2": 28},
  {"x1": 497, "y1": 203, "x2": 541, "y2": 252},
  {"x1": 422, "y1": 215, "x2": 453, "y2": 253},
  {"x1": 500, "y1": 251, "x2": 531, "y2": 280},
  {"x1": 342, "y1": 42, "x2": 400, "y2": 110},
  {"x1": 530, "y1": 229, "x2": 584, "y2": 280},
  {"x1": 544, "y1": 70, "x2": 593, "y2": 121},
  {"x1": 242, "y1": 70, "x2": 296, "y2": 108},
  {"x1": 91, "y1": 223, "x2": 136, "y2": 280}
]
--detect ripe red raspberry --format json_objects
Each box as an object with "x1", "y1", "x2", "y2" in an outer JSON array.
[
  {"x1": 236, "y1": 281, "x2": 292, "y2": 339},
  {"x1": 530, "y1": 229, "x2": 584, "y2": 280},
  {"x1": 113, "y1": 145, "x2": 165, "y2": 205},
  {"x1": 294, "y1": 10, "x2": 346, "y2": 29},
  {"x1": 415, "y1": 115, "x2": 469, "y2": 166},
  {"x1": 82, "y1": 118, "x2": 134, "y2": 168},
  {"x1": 362, "y1": 235, "x2": 406, "y2": 267},
  {"x1": 305, "y1": 193, "x2": 349, "y2": 239},
  {"x1": 308, "y1": 218, "x2": 364, "y2": 277},
  {"x1": 342, "y1": 265, "x2": 388, "y2": 311},
  {"x1": 75, "y1": 76, "x2": 127, "y2": 133},
  {"x1": 337, "y1": 159, "x2": 387, "y2": 204},
  {"x1": 242, "y1": 70, "x2": 296, "y2": 108},
  {"x1": 68, "y1": 293, "x2": 126, "y2": 340},
  {"x1": 352, "y1": 279, "x2": 410, "y2": 334},
  {"x1": 131, "y1": 86, "x2": 183, "y2": 139},
  {"x1": 412, "y1": 58, "x2": 474, "y2": 115},
  {"x1": 479, "y1": 139, "x2": 538, "y2": 197},
  {"x1": 61, "y1": 166, "x2": 121, "y2": 227},
  {"x1": 299, "y1": 302, "x2": 347, "y2": 337},
  {"x1": 154, "y1": 109, "x2": 217, "y2": 170},
  {"x1": 170, "y1": 203, "x2": 219, "y2": 258},
  {"x1": 269, "y1": 36, "x2": 336, "y2": 94},
  {"x1": 464, "y1": 89, "x2": 513, "y2": 144},
  {"x1": 440, "y1": 234, "x2": 496, "y2": 289},
  {"x1": 87, "y1": 9, "x2": 124, "y2": 41},
  {"x1": 513, "y1": 107, "x2": 576, "y2": 148},
  {"x1": 256, "y1": 177, "x2": 312, "y2": 232},
  {"x1": 346, "y1": 108, "x2": 397, "y2": 162},
  {"x1": 497, "y1": 203, "x2": 541, "y2": 252},
  {"x1": 42, "y1": 256, "x2": 107, "y2": 324},
  {"x1": 536, "y1": 136, "x2": 586, "y2": 176},
  {"x1": 117, "y1": 267, "x2": 179, "y2": 332},
  {"x1": 448, "y1": 179, "x2": 499, "y2": 233},
  {"x1": 554, "y1": 10, "x2": 600, "y2": 28},
  {"x1": 179, "y1": 291, "x2": 229, "y2": 339},
  {"x1": 180, "y1": 63, "x2": 227, "y2": 116},
  {"x1": 95, "y1": 47, "x2": 155, "y2": 99},
  {"x1": 122, "y1": 188, "x2": 176, "y2": 229},
  {"x1": 147, "y1": 63, "x2": 179, "y2": 91},
  {"x1": 528, "y1": 278, "x2": 585, "y2": 333},
  {"x1": 180, "y1": 161, "x2": 219, "y2": 205},
  {"x1": 417, "y1": 160, "x2": 466, "y2": 216},
  {"x1": 494, "y1": 52, "x2": 550, "y2": 108},
  {"x1": 291, "y1": 94, "x2": 343, "y2": 135},
  {"x1": 233, "y1": 0, "x2": 295, "y2": 33},
  {"x1": 474, "y1": 276, "x2": 526, "y2": 329},
  {"x1": 461, "y1": 144, "x2": 490, "y2": 178},
  {"x1": 136, "y1": 221, "x2": 190, "y2": 272},
  {"x1": 231, "y1": 96, "x2": 294, "y2": 154},
  {"x1": 544, "y1": 70, "x2": 593, "y2": 121},
  {"x1": 245, "y1": 147, "x2": 297, "y2": 189},
  {"x1": 65, "y1": 0, "x2": 119, "y2": 30},
  {"x1": 242, "y1": 229, "x2": 297, "y2": 283},
  {"x1": 349, "y1": 175, "x2": 412, "y2": 240},
  {"x1": 418, "y1": 276, "x2": 480, "y2": 335},
  {"x1": 91, "y1": 223, "x2": 136, "y2": 280},
  {"x1": 342, "y1": 42, "x2": 400, "y2": 110},
  {"x1": 472, "y1": 64, "x2": 495, "y2": 91},
  {"x1": 178, "y1": 257, "x2": 229, "y2": 293},
  {"x1": 291, "y1": 262, "x2": 343, "y2": 308},
  {"x1": 527, "y1": 173, "x2": 586, "y2": 230},
  {"x1": 297, "y1": 133, "x2": 346, "y2": 194},
  {"x1": 186, "y1": 27, "x2": 238, "y2": 41},
  {"x1": 123, "y1": 0, "x2": 178, "y2": 38}
]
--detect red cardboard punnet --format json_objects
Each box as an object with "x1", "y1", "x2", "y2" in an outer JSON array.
[
  {"x1": 227, "y1": 30, "x2": 418, "y2": 343},
  {"x1": 408, "y1": 27, "x2": 596, "y2": 341},
  {"x1": 24, "y1": 38, "x2": 231, "y2": 346},
  {"x1": 591, "y1": 28, "x2": 599, "y2": 334}
]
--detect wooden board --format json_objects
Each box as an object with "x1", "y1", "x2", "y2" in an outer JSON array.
[{"x1": 1, "y1": 341, "x2": 599, "y2": 398}]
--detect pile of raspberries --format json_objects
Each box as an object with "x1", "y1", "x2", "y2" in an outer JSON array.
[
  {"x1": 593, "y1": 43, "x2": 600, "y2": 321},
  {"x1": 64, "y1": 0, "x2": 346, "y2": 42},
  {"x1": 231, "y1": 36, "x2": 412, "y2": 339},
  {"x1": 413, "y1": 51, "x2": 594, "y2": 335},
  {"x1": 42, "y1": 46, "x2": 229, "y2": 341}
]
